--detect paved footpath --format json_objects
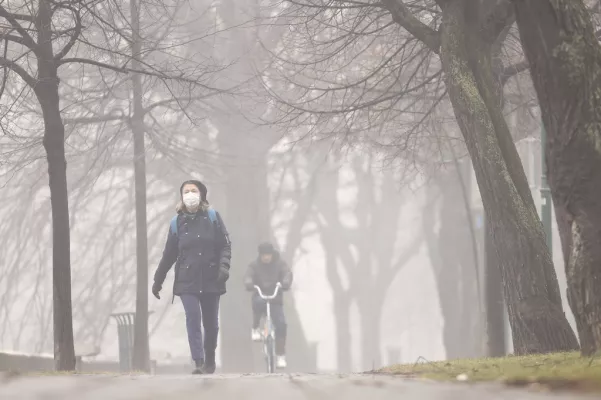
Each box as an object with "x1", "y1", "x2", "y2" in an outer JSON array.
[{"x1": 0, "y1": 373, "x2": 596, "y2": 400}]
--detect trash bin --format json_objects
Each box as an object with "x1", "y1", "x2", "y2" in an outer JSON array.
[
  {"x1": 110, "y1": 312, "x2": 136, "y2": 372},
  {"x1": 110, "y1": 311, "x2": 155, "y2": 373}
]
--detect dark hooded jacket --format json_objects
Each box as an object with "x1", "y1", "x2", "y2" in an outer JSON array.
[
  {"x1": 244, "y1": 250, "x2": 292, "y2": 304},
  {"x1": 153, "y1": 208, "x2": 231, "y2": 296}
]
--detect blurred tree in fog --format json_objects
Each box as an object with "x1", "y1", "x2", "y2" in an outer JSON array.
[
  {"x1": 313, "y1": 148, "x2": 422, "y2": 371},
  {"x1": 206, "y1": 0, "x2": 319, "y2": 372}
]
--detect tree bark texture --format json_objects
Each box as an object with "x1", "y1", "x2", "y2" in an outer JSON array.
[
  {"x1": 512, "y1": 0, "x2": 601, "y2": 355},
  {"x1": 484, "y1": 214, "x2": 507, "y2": 357},
  {"x1": 437, "y1": 0, "x2": 578, "y2": 354},
  {"x1": 36, "y1": 0, "x2": 76, "y2": 371}
]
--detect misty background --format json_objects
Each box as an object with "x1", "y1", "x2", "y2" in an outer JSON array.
[{"x1": 0, "y1": 0, "x2": 579, "y2": 373}]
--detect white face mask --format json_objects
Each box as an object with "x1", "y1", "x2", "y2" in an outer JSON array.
[{"x1": 182, "y1": 192, "x2": 201, "y2": 209}]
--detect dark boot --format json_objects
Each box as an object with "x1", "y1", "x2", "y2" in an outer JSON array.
[
  {"x1": 202, "y1": 350, "x2": 216, "y2": 374},
  {"x1": 199, "y1": 293, "x2": 220, "y2": 375},
  {"x1": 192, "y1": 359, "x2": 204, "y2": 375}
]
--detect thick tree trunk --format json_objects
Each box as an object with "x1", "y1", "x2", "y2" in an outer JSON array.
[
  {"x1": 512, "y1": 0, "x2": 601, "y2": 355},
  {"x1": 40, "y1": 92, "x2": 77, "y2": 371},
  {"x1": 130, "y1": 0, "x2": 150, "y2": 372},
  {"x1": 36, "y1": 0, "x2": 76, "y2": 372},
  {"x1": 438, "y1": 0, "x2": 578, "y2": 354}
]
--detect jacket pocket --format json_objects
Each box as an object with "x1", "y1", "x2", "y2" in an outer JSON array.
[
  {"x1": 204, "y1": 263, "x2": 219, "y2": 281},
  {"x1": 176, "y1": 264, "x2": 198, "y2": 283}
]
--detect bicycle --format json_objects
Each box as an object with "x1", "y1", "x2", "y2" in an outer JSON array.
[{"x1": 253, "y1": 282, "x2": 282, "y2": 373}]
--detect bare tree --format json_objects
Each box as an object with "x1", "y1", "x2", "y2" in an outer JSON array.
[{"x1": 265, "y1": 0, "x2": 578, "y2": 354}]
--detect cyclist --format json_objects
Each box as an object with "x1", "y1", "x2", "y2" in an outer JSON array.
[
  {"x1": 152, "y1": 179, "x2": 231, "y2": 375},
  {"x1": 244, "y1": 242, "x2": 292, "y2": 369}
]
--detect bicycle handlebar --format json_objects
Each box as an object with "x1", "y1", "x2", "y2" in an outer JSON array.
[{"x1": 254, "y1": 282, "x2": 282, "y2": 300}]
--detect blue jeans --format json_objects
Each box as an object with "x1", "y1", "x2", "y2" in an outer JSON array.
[
  {"x1": 180, "y1": 293, "x2": 220, "y2": 365},
  {"x1": 252, "y1": 297, "x2": 287, "y2": 355}
]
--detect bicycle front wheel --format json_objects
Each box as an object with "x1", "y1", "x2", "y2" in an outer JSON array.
[{"x1": 264, "y1": 335, "x2": 276, "y2": 373}]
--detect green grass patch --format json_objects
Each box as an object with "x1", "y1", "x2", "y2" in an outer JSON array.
[{"x1": 379, "y1": 352, "x2": 601, "y2": 391}]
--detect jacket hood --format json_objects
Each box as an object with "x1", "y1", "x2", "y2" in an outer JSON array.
[{"x1": 257, "y1": 250, "x2": 280, "y2": 264}]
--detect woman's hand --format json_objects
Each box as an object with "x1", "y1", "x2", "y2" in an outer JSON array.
[
  {"x1": 152, "y1": 282, "x2": 162, "y2": 299},
  {"x1": 217, "y1": 265, "x2": 230, "y2": 283}
]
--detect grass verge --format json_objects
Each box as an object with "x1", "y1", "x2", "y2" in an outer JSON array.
[{"x1": 379, "y1": 352, "x2": 601, "y2": 392}]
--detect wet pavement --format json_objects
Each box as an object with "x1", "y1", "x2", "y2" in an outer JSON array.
[{"x1": 0, "y1": 373, "x2": 596, "y2": 399}]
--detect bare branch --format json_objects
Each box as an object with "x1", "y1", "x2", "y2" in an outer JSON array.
[
  {"x1": 54, "y1": 6, "x2": 83, "y2": 61},
  {"x1": 1, "y1": 33, "x2": 31, "y2": 46},
  {"x1": 380, "y1": 0, "x2": 441, "y2": 53},
  {"x1": 142, "y1": 95, "x2": 212, "y2": 115},
  {"x1": 0, "y1": 5, "x2": 39, "y2": 53},
  {"x1": 501, "y1": 59, "x2": 529, "y2": 85},
  {"x1": 64, "y1": 114, "x2": 126, "y2": 125},
  {"x1": 5, "y1": 12, "x2": 34, "y2": 22},
  {"x1": 0, "y1": 56, "x2": 36, "y2": 87},
  {"x1": 58, "y1": 58, "x2": 222, "y2": 91}
]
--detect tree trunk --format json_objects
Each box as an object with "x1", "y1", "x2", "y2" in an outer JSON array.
[
  {"x1": 130, "y1": 0, "x2": 150, "y2": 372},
  {"x1": 485, "y1": 26, "x2": 508, "y2": 358},
  {"x1": 317, "y1": 164, "x2": 353, "y2": 371},
  {"x1": 438, "y1": 0, "x2": 578, "y2": 354},
  {"x1": 213, "y1": 0, "x2": 315, "y2": 373},
  {"x1": 323, "y1": 232, "x2": 352, "y2": 372},
  {"x1": 218, "y1": 134, "x2": 264, "y2": 372},
  {"x1": 40, "y1": 93, "x2": 77, "y2": 372},
  {"x1": 35, "y1": 0, "x2": 76, "y2": 372},
  {"x1": 333, "y1": 296, "x2": 352, "y2": 372},
  {"x1": 359, "y1": 297, "x2": 383, "y2": 370},
  {"x1": 484, "y1": 215, "x2": 506, "y2": 357},
  {"x1": 217, "y1": 121, "x2": 313, "y2": 372},
  {"x1": 512, "y1": 0, "x2": 601, "y2": 355}
]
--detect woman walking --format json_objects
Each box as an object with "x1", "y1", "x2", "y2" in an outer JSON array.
[{"x1": 152, "y1": 180, "x2": 231, "y2": 374}]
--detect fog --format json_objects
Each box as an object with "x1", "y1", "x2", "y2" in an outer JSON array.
[
  {"x1": 0, "y1": 0, "x2": 580, "y2": 375},
  {"x1": 0, "y1": 140, "x2": 575, "y2": 373}
]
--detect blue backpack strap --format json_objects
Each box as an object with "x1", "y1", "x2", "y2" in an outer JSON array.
[
  {"x1": 170, "y1": 215, "x2": 179, "y2": 236},
  {"x1": 207, "y1": 208, "x2": 217, "y2": 224}
]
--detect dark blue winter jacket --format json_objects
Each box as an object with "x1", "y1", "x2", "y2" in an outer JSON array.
[{"x1": 153, "y1": 209, "x2": 231, "y2": 296}]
